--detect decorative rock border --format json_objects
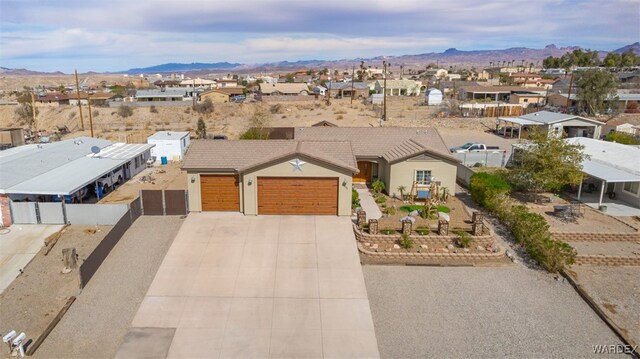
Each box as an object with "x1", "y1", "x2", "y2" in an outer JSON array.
[
  {"x1": 551, "y1": 232, "x2": 640, "y2": 242},
  {"x1": 575, "y1": 255, "x2": 640, "y2": 266},
  {"x1": 357, "y1": 242, "x2": 506, "y2": 260},
  {"x1": 353, "y1": 224, "x2": 495, "y2": 247}
]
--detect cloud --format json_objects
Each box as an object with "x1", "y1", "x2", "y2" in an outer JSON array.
[{"x1": 0, "y1": 0, "x2": 638, "y2": 71}]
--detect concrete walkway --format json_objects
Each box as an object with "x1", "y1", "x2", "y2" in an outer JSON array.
[
  {"x1": 0, "y1": 224, "x2": 63, "y2": 293},
  {"x1": 356, "y1": 188, "x2": 382, "y2": 220},
  {"x1": 120, "y1": 213, "x2": 379, "y2": 359}
]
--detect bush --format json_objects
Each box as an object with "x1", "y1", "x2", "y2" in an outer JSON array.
[
  {"x1": 399, "y1": 234, "x2": 414, "y2": 249},
  {"x1": 471, "y1": 172, "x2": 576, "y2": 272},
  {"x1": 352, "y1": 189, "x2": 360, "y2": 209},
  {"x1": 456, "y1": 230, "x2": 473, "y2": 248},
  {"x1": 270, "y1": 104, "x2": 283, "y2": 114},
  {"x1": 415, "y1": 227, "x2": 430, "y2": 235},
  {"x1": 239, "y1": 128, "x2": 269, "y2": 140},
  {"x1": 385, "y1": 206, "x2": 396, "y2": 215},
  {"x1": 371, "y1": 180, "x2": 385, "y2": 194},
  {"x1": 149, "y1": 105, "x2": 158, "y2": 113},
  {"x1": 375, "y1": 196, "x2": 386, "y2": 204},
  {"x1": 117, "y1": 105, "x2": 133, "y2": 118},
  {"x1": 469, "y1": 172, "x2": 511, "y2": 208},
  {"x1": 194, "y1": 99, "x2": 214, "y2": 114},
  {"x1": 603, "y1": 131, "x2": 640, "y2": 145}
]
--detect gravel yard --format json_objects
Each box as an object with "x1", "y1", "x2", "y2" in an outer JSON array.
[
  {"x1": 0, "y1": 225, "x2": 110, "y2": 353},
  {"x1": 363, "y1": 265, "x2": 622, "y2": 358},
  {"x1": 527, "y1": 201, "x2": 637, "y2": 234},
  {"x1": 568, "y1": 241, "x2": 640, "y2": 257},
  {"x1": 34, "y1": 216, "x2": 184, "y2": 359},
  {"x1": 570, "y1": 266, "x2": 640, "y2": 348}
]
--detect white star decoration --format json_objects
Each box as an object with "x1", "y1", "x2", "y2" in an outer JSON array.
[{"x1": 290, "y1": 158, "x2": 306, "y2": 172}]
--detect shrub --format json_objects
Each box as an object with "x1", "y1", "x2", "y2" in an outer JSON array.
[
  {"x1": 385, "y1": 206, "x2": 396, "y2": 215},
  {"x1": 92, "y1": 110, "x2": 100, "y2": 117},
  {"x1": 469, "y1": 172, "x2": 511, "y2": 208},
  {"x1": 399, "y1": 234, "x2": 414, "y2": 249},
  {"x1": 603, "y1": 131, "x2": 640, "y2": 145},
  {"x1": 456, "y1": 230, "x2": 473, "y2": 248},
  {"x1": 270, "y1": 104, "x2": 283, "y2": 114},
  {"x1": 415, "y1": 227, "x2": 430, "y2": 235},
  {"x1": 352, "y1": 189, "x2": 360, "y2": 209},
  {"x1": 375, "y1": 196, "x2": 386, "y2": 204},
  {"x1": 194, "y1": 99, "x2": 214, "y2": 114},
  {"x1": 371, "y1": 180, "x2": 385, "y2": 194},
  {"x1": 118, "y1": 105, "x2": 133, "y2": 118},
  {"x1": 239, "y1": 128, "x2": 269, "y2": 140},
  {"x1": 149, "y1": 105, "x2": 158, "y2": 113},
  {"x1": 380, "y1": 228, "x2": 396, "y2": 235}
]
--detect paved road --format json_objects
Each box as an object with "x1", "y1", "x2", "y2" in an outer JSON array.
[
  {"x1": 119, "y1": 213, "x2": 379, "y2": 359},
  {"x1": 35, "y1": 216, "x2": 184, "y2": 359},
  {"x1": 364, "y1": 265, "x2": 622, "y2": 359}
]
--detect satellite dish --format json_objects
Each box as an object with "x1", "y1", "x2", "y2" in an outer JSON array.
[{"x1": 91, "y1": 146, "x2": 101, "y2": 154}]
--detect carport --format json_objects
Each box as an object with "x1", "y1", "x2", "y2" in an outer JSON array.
[
  {"x1": 577, "y1": 161, "x2": 639, "y2": 209},
  {"x1": 498, "y1": 116, "x2": 540, "y2": 139}
]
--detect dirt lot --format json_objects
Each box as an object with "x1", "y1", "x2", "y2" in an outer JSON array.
[
  {"x1": 570, "y1": 266, "x2": 640, "y2": 348},
  {"x1": 99, "y1": 161, "x2": 186, "y2": 204},
  {"x1": 0, "y1": 225, "x2": 110, "y2": 353}
]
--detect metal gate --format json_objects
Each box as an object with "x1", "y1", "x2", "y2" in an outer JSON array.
[{"x1": 140, "y1": 189, "x2": 187, "y2": 216}]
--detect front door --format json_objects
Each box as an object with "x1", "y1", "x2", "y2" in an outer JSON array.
[{"x1": 353, "y1": 161, "x2": 372, "y2": 183}]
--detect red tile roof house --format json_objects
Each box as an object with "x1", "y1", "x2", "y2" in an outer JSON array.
[{"x1": 182, "y1": 127, "x2": 460, "y2": 216}]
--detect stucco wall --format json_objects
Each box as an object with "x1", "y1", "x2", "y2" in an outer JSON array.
[
  {"x1": 614, "y1": 182, "x2": 640, "y2": 208},
  {"x1": 243, "y1": 157, "x2": 353, "y2": 216},
  {"x1": 186, "y1": 172, "x2": 202, "y2": 212},
  {"x1": 387, "y1": 155, "x2": 457, "y2": 198}
]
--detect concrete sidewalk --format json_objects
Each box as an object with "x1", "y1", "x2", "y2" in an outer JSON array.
[
  {"x1": 0, "y1": 224, "x2": 63, "y2": 293},
  {"x1": 121, "y1": 213, "x2": 379, "y2": 359},
  {"x1": 356, "y1": 188, "x2": 382, "y2": 220}
]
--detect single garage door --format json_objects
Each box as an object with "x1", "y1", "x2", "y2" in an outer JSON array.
[
  {"x1": 258, "y1": 177, "x2": 338, "y2": 215},
  {"x1": 201, "y1": 175, "x2": 240, "y2": 211}
]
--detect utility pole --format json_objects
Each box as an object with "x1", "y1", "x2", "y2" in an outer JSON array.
[
  {"x1": 350, "y1": 65, "x2": 355, "y2": 105},
  {"x1": 86, "y1": 93, "x2": 94, "y2": 137},
  {"x1": 192, "y1": 79, "x2": 196, "y2": 109},
  {"x1": 383, "y1": 60, "x2": 388, "y2": 122},
  {"x1": 74, "y1": 69, "x2": 85, "y2": 130},
  {"x1": 565, "y1": 72, "x2": 574, "y2": 114},
  {"x1": 30, "y1": 92, "x2": 37, "y2": 134}
]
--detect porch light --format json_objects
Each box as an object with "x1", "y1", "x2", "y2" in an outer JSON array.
[
  {"x1": 190, "y1": 176, "x2": 196, "y2": 183},
  {"x1": 248, "y1": 178, "x2": 253, "y2": 185},
  {"x1": 342, "y1": 179, "x2": 348, "y2": 187}
]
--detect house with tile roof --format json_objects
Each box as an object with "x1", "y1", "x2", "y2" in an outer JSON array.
[
  {"x1": 259, "y1": 83, "x2": 310, "y2": 96},
  {"x1": 374, "y1": 79, "x2": 422, "y2": 96},
  {"x1": 182, "y1": 127, "x2": 460, "y2": 216}
]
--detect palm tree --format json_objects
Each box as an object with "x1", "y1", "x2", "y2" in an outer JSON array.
[{"x1": 397, "y1": 185, "x2": 407, "y2": 200}]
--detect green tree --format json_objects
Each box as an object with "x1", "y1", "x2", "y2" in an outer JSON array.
[
  {"x1": 602, "y1": 53, "x2": 622, "y2": 67},
  {"x1": 575, "y1": 69, "x2": 619, "y2": 115},
  {"x1": 196, "y1": 118, "x2": 207, "y2": 139},
  {"x1": 240, "y1": 107, "x2": 272, "y2": 140},
  {"x1": 371, "y1": 180, "x2": 385, "y2": 194},
  {"x1": 508, "y1": 128, "x2": 587, "y2": 193}
]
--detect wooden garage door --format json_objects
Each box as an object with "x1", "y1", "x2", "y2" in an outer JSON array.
[
  {"x1": 201, "y1": 175, "x2": 240, "y2": 211},
  {"x1": 258, "y1": 177, "x2": 338, "y2": 215}
]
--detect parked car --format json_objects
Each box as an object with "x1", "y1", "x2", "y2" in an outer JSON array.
[
  {"x1": 450, "y1": 143, "x2": 500, "y2": 153},
  {"x1": 231, "y1": 95, "x2": 246, "y2": 103}
]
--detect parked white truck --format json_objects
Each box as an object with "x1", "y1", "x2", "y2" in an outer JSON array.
[
  {"x1": 96, "y1": 166, "x2": 124, "y2": 196},
  {"x1": 450, "y1": 143, "x2": 500, "y2": 153}
]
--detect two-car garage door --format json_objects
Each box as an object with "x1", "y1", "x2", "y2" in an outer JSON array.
[
  {"x1": 258, "y1": 177, "x2": 338, "y2": 215},
  {"x1": 201, "y1": 175, "x2": 338, "y2": 215}
]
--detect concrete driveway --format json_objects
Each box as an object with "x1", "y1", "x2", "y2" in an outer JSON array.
[{"x1": 119, "y1": 213, "x2": 379, "y2": 359}]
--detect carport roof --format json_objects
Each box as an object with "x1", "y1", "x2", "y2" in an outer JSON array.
[
  {"x1": 566, "y1": 137, "x2": 640, "y2": 183},
  {"x1": 183, "y1": 140, "x2": 358, "y2": 173}
]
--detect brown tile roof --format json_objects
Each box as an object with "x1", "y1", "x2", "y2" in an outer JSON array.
[
  {"x1": 201, "y1": 87, "x2": 245, "y2": 97},
  {"x1": 182, "y1": 140, "x2": 358, "y2": 173},
  {"x1": 36, "y1": 93, "x2": 69, "y2": 102},
  {"x1": 293, "y1": 127, "x2": 459, "y2": 162},
  {"x1": 259, "y1": 83, "x2": 309, "y2": 95}
]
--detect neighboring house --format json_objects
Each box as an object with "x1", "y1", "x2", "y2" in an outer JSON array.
[
  {"x1": 423, "y1": 68, "x2": 448, "y2": 80},
  {"x1": 199, "y1": 87, "x2": 245, "y2": 103},
  {"x1": 135, "y1": 88, "x2": 193, "y2": 102},
  {"x1": 68, "y1": 92, "x2": 114, "y2": 106},
  {"x1": 179, "y1": 78, "x2": 216, "y2": 89},
  {"x1": 499, "y1": 111, "x2": 604, "y2": 139},
  {"x1": 216, "y1": 78, "x2": 239, "y2": 88},
  {"x1": 35, "y1": 93, "x2": 70, "y2": 106},
  {"x1": 147, "y1": 131, "x2": 190, "y2": 162},
  {"x1": 509, "y1": 73, "x2": 543, "y2": 84},
  {"x1": 548, "y1": 92, "x2": 640, "y2": 113},
  {"x1": 444, "y1": 74, "x2": 462, "y2": 81},
  {"x1": 566, "y1": 137, "x2": 640, "y2": 210},
  {"x1": 311, "y1": 120, "x2": 338, "y2": 127},
  {"x1": 182, "y1": 127, "x2": 460, "y2": 216},
  {"x1": 425, "y1": 88, "x2": 443, "y2": 106},
  {"x1": 0, "y1": 137, "x2": 154, "y2": 227},
  {"x1": 509, "y1": 91, "x2": 545, "y2": 108},
  {"x1": 374, "y1": 79, "x2": 422, "y2": 96},
  {"x1": 458, "y1": 85, "x2": 546, "y2": 101},
  {"x1": 259, "y1": 83, "x2": 309, "y2": 96},
  {"x1": 602, "y1": 120, "x2": 640, "y2": 138},
  {"x1": 327, "y1": 82, "x2": 369, "y2": 99},
  {"x1": 154, "y1": 80, "x2": 181, "y2": 88}
]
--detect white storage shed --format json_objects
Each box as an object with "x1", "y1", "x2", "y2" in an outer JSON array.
[
  {"x1": 425, "y1": 88, "x2": 443, "y2": 106},
  {"x1": 147, "y1": 131, "x2": 190, "y2": 162}
]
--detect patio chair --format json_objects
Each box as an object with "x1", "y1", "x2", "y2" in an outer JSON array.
[{"x1": 569, "y1": 200, "x2": 584, "y2": 218}]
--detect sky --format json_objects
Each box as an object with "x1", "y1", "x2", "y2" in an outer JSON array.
[{"x1": 1, "y1": 0, "x2": 638, "y2": 73}]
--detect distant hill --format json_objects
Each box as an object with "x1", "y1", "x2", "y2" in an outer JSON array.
[
  {"x1": 613, "y1": 42, "x2": 640, "y2": 54},
  {"x1": 0, "y1": 67, "x2": 66, "y2": 76},
  {"x1": 122, "y1": 62, "x2": 242, "y2": 74}
]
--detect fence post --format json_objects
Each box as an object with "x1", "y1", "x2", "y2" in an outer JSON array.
[
  {"x1": 61, "y1": 201, "x2": 68, "y2": 224},
  {"x1": 162, "y1": 190, "x2": 166, "y2": 216},
  {"x1": 34, "y1": 202, "x2": 41, "y2": 224},
  {"x1": 368, "y1": 219, "x2": 378, "y2": 234},
  {"x1": 139, "y1": 190, "x2": 144, "y2": 215},
  {"x1": 357, "y1": 210, "x2": 367, "y2": 228},
  {"x1": 401, "y1": 219, "x2": 412, "y2": 235},
  {"x1": 438, "y1": 220, "x2": 449, "y2": 235}
]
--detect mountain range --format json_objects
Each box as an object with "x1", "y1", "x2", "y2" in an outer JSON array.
[{"x1": 1, "y1": 43, "x2": 638, "y2": 76}]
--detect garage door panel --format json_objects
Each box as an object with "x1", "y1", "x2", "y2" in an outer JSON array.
[
  {"x1": 258, "y1": 177, "x2": 338, "y2": 215},
  {"x1": 201, "y1": 175, "x2": 240, "y2": 212}
]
